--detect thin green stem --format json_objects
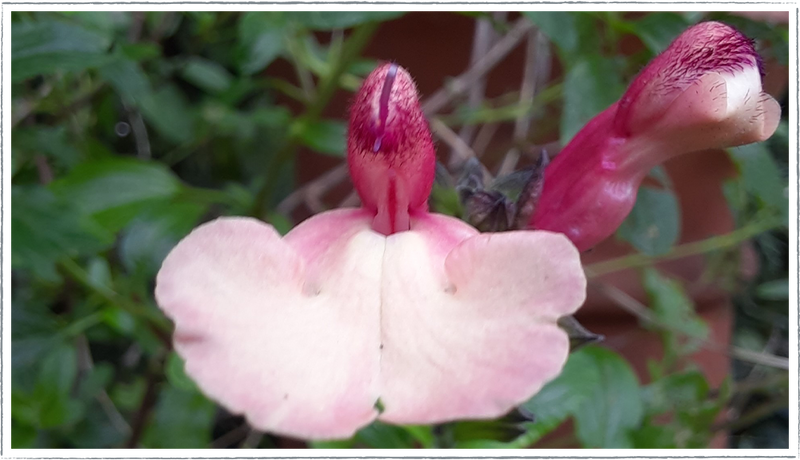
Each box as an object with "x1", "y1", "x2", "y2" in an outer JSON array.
[
  {"x1": 249, "y1": 22, "x2": 379, "y2": 219},
  {"x1": 61, "y1": 312, "x2": 104, "y2": 338},
  {"x1": 437, "y1": 82, "x2": 563, "y2": 127},
  {"x1": 60, "y1": 258, "x2": 170, "y2": 333},
  {"x1": 585, "y1": 217, "x2": 784, "y2": 278}
]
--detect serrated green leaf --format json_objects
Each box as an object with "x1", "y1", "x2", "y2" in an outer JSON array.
[
  {"x1": 12, "y1": 186, "x2": 113, "y2": 281},
  {"x1": 642, "y1": 268, "x2": 709, "y2": 346},
  {"x1": 516, "y1": 348, "x2": 601, "y2": 446},
  {"x1": 616, "y1": 186, "x2": 680, "y2": 256},
  {"x1": 288, "y1": 12, "x2": 404, "y2": 30},
  {"x1": 573, "y1": 346, "x2": 643, "y2": 448},
  {"x1": 641, "y1": 369, "x2": 710, "y2": 417},
  {"x1": 50, "y1": 158, "x2": 182, "y2": 234}
]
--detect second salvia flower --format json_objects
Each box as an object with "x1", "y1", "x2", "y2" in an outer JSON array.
[{"x1": 531, "y1": 21, "x2": 781, "y2": 251}]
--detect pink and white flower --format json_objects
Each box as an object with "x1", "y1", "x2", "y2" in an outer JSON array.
[
  {"x1": 155, "y1": 63, "x2": 586, "y2": 440},
  {"x1": 531, "y1": 21, "x2": 781, "y2": 252}
]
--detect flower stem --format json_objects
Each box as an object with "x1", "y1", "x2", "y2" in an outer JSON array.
[
  {"x1": 584, "y1": 216, "x2": 784, "y2": 278},
  {"x1": 249, "y1": 22, "x2": 379, "y2": 220},
  {"x1": 59, "y1": 258, "x2": 171, "y2": 335}
]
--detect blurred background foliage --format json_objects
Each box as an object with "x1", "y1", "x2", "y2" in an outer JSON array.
[{"x1": 10, "y1": 11, "x2": 789, "y2": 448}]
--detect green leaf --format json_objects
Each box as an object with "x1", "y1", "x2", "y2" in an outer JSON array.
[
  {"x1": 561, "y1": 54, "x2": 624, "y2": 142},
  {"x1": 355, "y1": 421, "x2": 418, "y2": 448},
  {"x1": 142, "y1": 386, "x2": 215, "y2": 448},
  {"x1": 38, "y1": 343, "x2": 78, "y2": 396},
  {"x1": 310, "y1": 438, "x2": 356, "y2": 448},
  {"x1": 288, "y1": 12, "x2": 404, "y2": 30},
  {"x1": 68, "y1": 397, "x2": 127, "y2": 447},
  {"x1": 756, "y1": 278, "x2": 789, "y2": 301},
  {"x1": 626, "y1": 12, "x2": 690, "y2": 55},
  {"x1": 266, "y1": 212, "x2": 293, "y2": 236},
  {"x1": 642, "y1": 268, "x2": 709, "y2": 349},
  {"x1": 616, "y1": 186, "x2": 680, "y2": 256},
  {"x1": 630, "y1": 424, "x2": 677, "y2": 448},
  {"x1": 181, "y1": 57, "x2": 233, "y2": 93},
  {"x1": 50, "y1": 158, "x2": 183, "y2": 234},
  {"x1": 11, "y1": 420, "x2": 38, "y2": 448},
  {"x1": 119, "y1": 200, "x2": 206, "y2": 276},
  {"x1": 100, "y1": 307, "x2": 136, "y2": 335},
  {"x1": 98, "y1": 57, "x2": 152, "y2": 106},
  {"x1": 402, "y1": 425, "x2": 435, "y2": 449},
  {"x1": 522, "y1": 8, "x2": 579, "y2": 59},
  {"x1": 120, "y1": 42, "x2": 162, "y2": 61},
  {"x1": 12, "y1": 186, "x2": 113, "y2": 281},
  {"x1": 165, "y1": 352, "x2": 198, "y2": 392},
  {"x1": 60, "y1": 11, "x2": 132, "y2": 37},
  {"x1": 30, "y1": 343, "x2": 86, "y2": 428},
  {"x1": 237, "y1": 12, "x2": 287, "y2": 75},
  {"x1": 110, "y1": 378, "x2": 147, "y2": 412},
  {"x1": 12, "y1": 125, "x2": 82, "y2": 173},
  {"x1": 641, "y1": 369, "x2": 710, "y2": 417},
  {"x1": 647, "y1": 165, "x2": 673, "y2": 189},
  {"x1": 455, "y1": 438, "x2": 515, "y2": 448},
  {"x1": 296, "y1": 119, "x2": 347, "y2": 156},
  {"x1": 77, "y1": 363, "x2": 114, "y2": 401},
  {"x1": 518, "y1": 348, "x2": 601, "y2": 445},
  {"x1": 139, "y1": 84, "x2": 196, "y2": 144},
  {"x1": 727, "y1": 143, "x2": 788, "y2": 222},
  {"x1": 12, "y1": 19, "x2": 113, "y2": 82},
  {"x1": 572, "y1": 346, "x2": 643, "y2": 448},
  {"x1": 12, "y1": 301, "x2": 62, "y2": 383}
]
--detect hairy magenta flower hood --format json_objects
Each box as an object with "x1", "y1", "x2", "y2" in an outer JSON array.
[
  {"x1": 155, "y1": 63, "x2": 586, "y2": 440},
  {"x1": 531, "y1": 21, "x2": 781, "y2": 251}
]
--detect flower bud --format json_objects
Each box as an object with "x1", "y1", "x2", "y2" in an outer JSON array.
[{"x1": 348, "y1": 63, "x2": 436, "y2": 235}]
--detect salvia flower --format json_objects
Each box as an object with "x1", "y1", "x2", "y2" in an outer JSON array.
[
  {"x1": 531, "y1": 21, "x2": 781, "y2": 251},
  {"x1": 155, "y1": 63, "x2": 586, "y2": 440}
]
